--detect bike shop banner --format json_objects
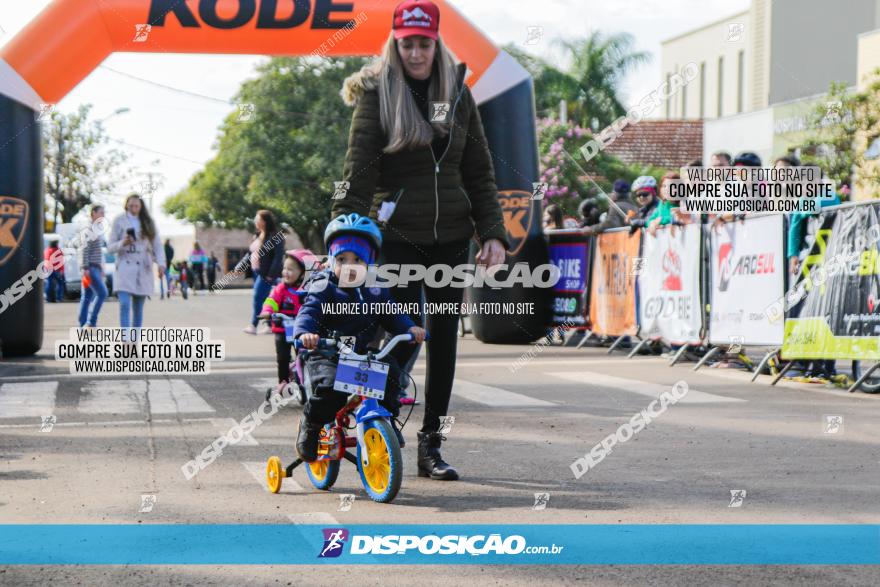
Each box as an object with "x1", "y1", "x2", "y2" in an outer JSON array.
[
  {"x1": 548, "y1": 230, "x2": 591, "y2": 327},
  {"x1": 709, "y1": 215, "x2": 785, "y2": 346},
  {"x1": 589, "y1": 228, "x2": 640, "y2": 336},
  {"x1": 783, "y1": 202, "x2": 880, "y2": 359},
  {"x1": 638, "y1": 223, "x2": 702, "y2": 345}
]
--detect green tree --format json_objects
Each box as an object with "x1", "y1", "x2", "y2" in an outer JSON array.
[
  {"x1": 537, "y1": 118, "x2": 664, "y2": 217},
  {"x1": 164, "y1": 57, "x2": 370, "y2": 251},
  {"x1": 797, "y1": 71, "x2": 880, "y2": 194},
  {"x1": 507, "y1": 32, "x2": 650, "y2": 130},
  {"x1": 42, "y1": 104, "x2": 130, "y2": 225},
  {"x1": 556, "y1": 32, "x2": 651, "y2": 130}
]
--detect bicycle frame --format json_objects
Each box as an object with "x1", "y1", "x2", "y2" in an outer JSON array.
[{"x1": 293, "y1": 332, "x2": 414, "y2": 465}]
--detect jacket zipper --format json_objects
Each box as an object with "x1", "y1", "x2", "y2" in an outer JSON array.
[{"x1": 430, "y1": 76, "x2": 467, "y2": 243}]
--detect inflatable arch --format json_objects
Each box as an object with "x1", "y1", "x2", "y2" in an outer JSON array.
[{"x1": 0, "y1": 0, "x2": 548, "y2": 355}]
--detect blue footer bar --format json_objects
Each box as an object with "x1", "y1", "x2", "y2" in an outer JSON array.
[{"x1": 1, "y1": 525, "x2": 878, "y2": 565}]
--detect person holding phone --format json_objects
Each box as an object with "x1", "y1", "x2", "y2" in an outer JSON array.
[{"x1": 108, "y1": 193, "x2": 166, "y2": 332}]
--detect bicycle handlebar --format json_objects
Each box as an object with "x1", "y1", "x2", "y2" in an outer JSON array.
[{"x1": 293, "y1": 331, "x2": 427, "y2": 360}]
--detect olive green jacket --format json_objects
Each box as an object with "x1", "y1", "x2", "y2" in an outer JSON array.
[{"x1": 333, "y1": 63, "x2": 509, "y2": 249}]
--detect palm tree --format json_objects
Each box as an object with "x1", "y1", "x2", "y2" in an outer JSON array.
[{"x1": 556, "y1": 32, "x2": 651, "y2": 130}]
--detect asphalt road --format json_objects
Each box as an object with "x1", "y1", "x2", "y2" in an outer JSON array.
[{"x1": 1, "y1": 290, "x2": 878, "y2": 585}]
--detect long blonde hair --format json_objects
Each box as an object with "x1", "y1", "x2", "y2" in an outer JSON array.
[{"x1": 371, "y1": 33, "x2": 459, "y2": 154}]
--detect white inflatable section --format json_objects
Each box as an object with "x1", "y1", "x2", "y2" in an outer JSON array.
[
  {"x1": 470, "y1": 50, "x2": 531, "y2": 105},
  {"x1": 0, "y1": 58, "x2": 42, "y2": 110}
]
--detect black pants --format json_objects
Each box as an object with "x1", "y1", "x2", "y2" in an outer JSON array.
[
  {"x1": 381, "y1": 239, "x2": 469, "y2": 433},
  {"x1": 303, "y1": 353, "x2": 402, "y2": 425},
  {"x1": 274, "y1": 333, "x2": 292, "y2": 383},
  {"x1": 192, "y1": 264, "x2": 205, "y2": 290}
]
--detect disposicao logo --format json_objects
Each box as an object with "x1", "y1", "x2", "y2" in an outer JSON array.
[{"x1": 318, "y1": 528, "x2": 349, "y2": 558}]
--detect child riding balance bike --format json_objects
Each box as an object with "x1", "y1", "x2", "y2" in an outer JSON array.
[{"x1": 265, "y1": 213, "x2": 425, "y2": 503}]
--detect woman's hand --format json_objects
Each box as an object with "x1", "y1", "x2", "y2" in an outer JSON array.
[
  {"x1": 475, "y1": 238, "x2": 505, "y2": 268},
  {"x1": 408, "y1": 326, "x2": 426, "y2": 344},
  {"x1": 299, "y1": 333, "x2": 319, "y2": 350}
]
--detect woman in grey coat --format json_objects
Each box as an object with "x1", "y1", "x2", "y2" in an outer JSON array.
[{"x1": 107, "y1": 193, "x2": 166, "y2": 329}]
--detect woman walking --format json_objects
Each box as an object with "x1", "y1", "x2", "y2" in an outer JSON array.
[
  {"x1": 77, "y1": 205, "x2": 108, "y2": 327},
  {"x1": 107, "y1": 193, "x2": 166, "y2": 331},
  {"x1": 244, "y1": 210, "x2": 285, "y2": 335},
  {"x1": 189, "y1": 242, "x2": 207, "y2": 292},
  {"x1": 333, "y1": 0, "x2": 508, "y2": 480}
]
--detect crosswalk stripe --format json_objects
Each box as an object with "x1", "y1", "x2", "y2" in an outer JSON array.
[
  {"x1": 150, "y1": 379, "x2": 215, "y2": 414},
  {"x1": 249, "y1": 377, "x2": 277, "y2": 392},
  {"x1": 549, "y1": 371, "x2": 746, "y2": 404},
  {"x1": 0, "y1": 381, "x2": 58, "y2": 418},
  {"x1": 287, "y1": 513, "x2": 339, "y2": 524},
  {"x1": 242, "y1": 461, "x2": 304, "y2": 493},
  {"x1": 211, "y1": 418, "x2": 258, "y2": 446},
  {"x1": 78, "y1": 379, "x2": 214, "y2": 414},
  {"x1": 452, "y1": 378, "x2": 556, "y2": 407}
]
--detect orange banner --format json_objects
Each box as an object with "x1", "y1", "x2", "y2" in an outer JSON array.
[
  {"x1": 588, "y1": 229, "x2": 641, "y2": 337},
  {"x1": 1, "y1": 0, "x2": 498, "y2": 105}
]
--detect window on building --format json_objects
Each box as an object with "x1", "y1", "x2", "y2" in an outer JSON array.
[
  {"x1": 737, "y1": 50, "x2": 745, "y2": 113},
  {"x1": 681, "y1": 79, "x2": 687, "y2": 118},
  {"x1": 717, "y1": 56, "x2": 724, "y2": 117},
  {"x1": 699, "y1": 62, "x2": 706, "y2": 119},
  {"x1": 666, "y1": 73, "x2": 671, "y2": 118}
]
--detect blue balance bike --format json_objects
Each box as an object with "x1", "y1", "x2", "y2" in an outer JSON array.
[{"x1": 266, "y1": 332, "x2": 420, "y2": 503}]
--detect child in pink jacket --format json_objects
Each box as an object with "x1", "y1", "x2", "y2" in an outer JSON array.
[{"x1": 259, "y1": 249, "x2": 319, "y2": 384}]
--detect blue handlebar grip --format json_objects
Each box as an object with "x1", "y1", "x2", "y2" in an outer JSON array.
[{"x1": 293, "y1": 339, "x2": 304, "y2": 351}]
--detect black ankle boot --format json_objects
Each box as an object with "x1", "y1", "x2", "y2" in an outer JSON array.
[
  {"x1": 296, "y1": 416, "x2": 322, "y2": 462},
  {"x1": 417, "y1": 432, "x2": 459, "y2": 480}
]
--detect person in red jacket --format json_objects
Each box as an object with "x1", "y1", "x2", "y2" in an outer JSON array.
[
  {"x1": 43, "y1": 240, "x2": 64, "y2": 302},
  {"x1": 258, "y1": 249, "x2": 319, "y2": 385}
]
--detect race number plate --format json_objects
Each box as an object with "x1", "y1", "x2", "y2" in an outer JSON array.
[
  {"x1": 284, "y1": 320, "x2": 296, "y2": 343},
  {"x1": 333, "y1": 358, "x2": 388, "y2": 400}
]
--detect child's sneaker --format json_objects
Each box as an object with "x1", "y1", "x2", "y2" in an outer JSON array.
[{"x1": 296, "y1": 415, "x2": 322, "y2": 462}]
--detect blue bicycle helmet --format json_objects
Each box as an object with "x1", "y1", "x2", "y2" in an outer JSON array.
[{"x1": 324, "y1": 213, "x2": 383, "y2": 252}]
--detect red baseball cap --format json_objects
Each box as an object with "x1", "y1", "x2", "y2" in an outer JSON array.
[{"x1": 392, "y1": 0, "x2": 440, "y2": 40}]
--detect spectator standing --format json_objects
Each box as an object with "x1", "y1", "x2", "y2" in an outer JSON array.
[
  {"x1": 245, "y1": 210, "x2": 285, "y2": 335},
  {"x1": 162, "y1": 239, "x2": 174, "y2": 299},
  {"x1": 43, "y1": 240, "x2": 64, "y2": 303},
  {"x1": 581, "y1": 179, "x2": 638, "y2": 235},
  {"x1": 77, "y1": 205, "x2": 108, "y2": 327}
]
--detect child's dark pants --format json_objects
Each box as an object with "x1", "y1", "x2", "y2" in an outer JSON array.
[{"x1": 274, "y1": 332, "x2": 292, "y2": 382}]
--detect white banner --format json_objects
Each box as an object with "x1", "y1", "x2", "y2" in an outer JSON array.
[
  {"x1": 708, "y1": 214, "x2": 785, "y2": 346},
  {"x1": 638, "y1": 223, "x2": 703, "y2": 344}
]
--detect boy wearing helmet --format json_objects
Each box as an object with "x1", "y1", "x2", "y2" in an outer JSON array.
[{"x1": 293, "y1": 213, "x2": 426, "y2": 462}]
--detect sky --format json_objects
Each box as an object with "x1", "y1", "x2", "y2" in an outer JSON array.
[{"x1": 0, "y1": 0, "x2": 749, "y2": 234}]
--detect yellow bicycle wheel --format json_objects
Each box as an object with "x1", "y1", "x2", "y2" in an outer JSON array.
[
  {"x1": 357, "y1": 419, "x2": 402, "y2": 503},
  {"x1": 266, "y1": 456, "x2": 284, "y2": 494}
]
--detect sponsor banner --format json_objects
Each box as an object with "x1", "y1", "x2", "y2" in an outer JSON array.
[
  {"x1": 548, "y1": 232, "x2": 591, "y2": 326},
  {"x1": 783, "y1": 203, "x2": 880, "y2": 359},
  {"x1": 0, "y1": 524, "x2": 877, "y2": 564},
  {"x1": 638, "y1": 223, "x2": 702, "y2": 345},
  {"x1": 709, "y1": 215, "x2": 785, "y2": 346},
  {"x1": 589, "y1": 229, "x2": 640, "y2": 336}
]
